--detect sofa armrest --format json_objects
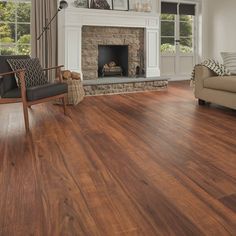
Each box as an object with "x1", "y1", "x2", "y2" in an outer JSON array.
[{"x1": 194, "y1": 65, "x2": 216, "y2": 97}]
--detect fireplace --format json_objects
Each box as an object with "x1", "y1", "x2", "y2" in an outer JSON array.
[
  {"x1": 58, "y1": 8, "x2": 160, "y2": 79},
  {"x1": 98, "y1": 45, "x2": 128, "y2": 78},
  {"x1": 81, "y1": 26, "x2": 146, "y2": 80}
]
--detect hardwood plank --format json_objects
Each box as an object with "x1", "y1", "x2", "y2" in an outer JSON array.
[
  {"x1": 220, "y1": 194, "x2": 236, "y2": 213},
  {"x1": 0, "y1": 134, "x2": 46, "y2": 235},
  {"x1": 0, "y1": 81, "x2": 236, "y2": 235}
]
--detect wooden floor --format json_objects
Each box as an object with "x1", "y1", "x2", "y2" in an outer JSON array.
[{"x1": 0, "y1": 81, "x2": 236, "y2": 236}]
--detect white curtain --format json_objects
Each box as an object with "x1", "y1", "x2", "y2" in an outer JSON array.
[{"x1": 31, "y1": 0, "x2": 58, "y2": 75}]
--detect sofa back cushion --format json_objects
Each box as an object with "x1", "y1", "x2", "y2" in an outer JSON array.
[
  {"x1": 0, "y1": 55, "x2": 30, "y2": 97},
  {"x1": 221, "y1": 52, "x2": 236, "y2": 75}
]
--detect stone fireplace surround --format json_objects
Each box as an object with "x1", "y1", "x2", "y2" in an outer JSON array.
[
  {"x1": 58, "y1": 7, "x2": 160, "y2": 79},
  {"x1": 82, "y1": 26, "x2": 144, "y2": 80}
]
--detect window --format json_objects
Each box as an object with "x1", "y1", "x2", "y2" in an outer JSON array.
[
  {"x1": 161, "y1": 13, "x2": 176, "y2": 53},
  {"x1": 179, "y1": 14, "x2": 194, "y2": 53},
  {"x1": 0, "y1": 0, "x2": 31, "y2": 55},
  {"x1": 161, "y1": 2, "x2": 195, "y2": 54}
]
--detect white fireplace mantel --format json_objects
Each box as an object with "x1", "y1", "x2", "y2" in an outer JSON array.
[{"x1": 58, "y1": 7, "x2": 160, "y2": 78}]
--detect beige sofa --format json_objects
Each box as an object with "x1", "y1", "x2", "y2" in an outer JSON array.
[{"x1": 194, "y1": 65, "x2": 236, "y2": 110}]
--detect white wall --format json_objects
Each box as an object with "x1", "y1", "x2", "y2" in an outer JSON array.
[{"x1": 203, "y1": 0, "x2": 236, "y2": 61}]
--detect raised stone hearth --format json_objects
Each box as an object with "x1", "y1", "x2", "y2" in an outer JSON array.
[
  {"x1": 83, "y1": 77, "x2": 168, "y2": 96},
  {"x1": 82, "y1": 26, "x2": 144, "y2": 80}
]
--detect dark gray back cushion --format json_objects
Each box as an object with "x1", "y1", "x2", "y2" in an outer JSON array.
[{"x1": 0, "y1": 55, "x2": 30, "y2": 97}]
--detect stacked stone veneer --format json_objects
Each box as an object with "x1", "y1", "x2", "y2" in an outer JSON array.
[
  {"x1": 82, "y1": 26, "x2": 144, "y2": 80},
  {"x1": 83, "y1": 80, "x2": 168, "y2": 96}
]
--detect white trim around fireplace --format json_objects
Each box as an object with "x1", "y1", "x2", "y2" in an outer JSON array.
[{"x1": 58, "y1": 8, "x2": 160, "y2": 79}]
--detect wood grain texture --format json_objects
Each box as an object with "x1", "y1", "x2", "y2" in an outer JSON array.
[{"x1": 0, "y1": 81, "x2": 236, "y2": 235}]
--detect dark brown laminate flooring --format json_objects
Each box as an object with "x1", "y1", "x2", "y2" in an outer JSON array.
[{"x1": 0, "y1": 81, "x2": 236, "y2": 236}]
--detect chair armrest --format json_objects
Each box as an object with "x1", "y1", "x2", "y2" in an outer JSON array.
[
  {"x1": 43, "y1": 65, "x2": 64, "y2": 83},
  {"x1": 42, "y1": 65, "x2": 64, "y2": 72},
  {"x1": 0, "y1": 69, "x2": 26, "y2": 78}
]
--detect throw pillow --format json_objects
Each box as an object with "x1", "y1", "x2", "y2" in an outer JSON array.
[
  {"x1": 190, "y1": 59, "x2": 230, "y2": 87},
  {"x1": 221, "y1": 52, "x2": 236, "y2": 75},
  {"x1": 7, "y1": 58, "x2": 48, "y2": 87},
  {"x1": 202, "y1": 59, "x2": 230, "y2": 76}
]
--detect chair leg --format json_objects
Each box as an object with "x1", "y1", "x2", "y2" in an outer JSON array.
[
  {"x1": 62, "y1": 95, "x2": 67, "y2": 115},
  {"x1": 22, "y1": 101, "x2": 29, "y2": 132}
]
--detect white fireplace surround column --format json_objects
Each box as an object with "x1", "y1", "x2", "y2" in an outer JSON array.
[{"x1": 58, "y1": 7, "x2": 160, "y2": 79}]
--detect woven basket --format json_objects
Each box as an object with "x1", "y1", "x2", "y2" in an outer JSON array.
[{"x1": 56, "y1": 79, "x2": 85, "y2": 105}]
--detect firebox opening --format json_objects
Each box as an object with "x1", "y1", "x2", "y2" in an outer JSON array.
[{"x1": 98, "y1": 45, "x2": 128, "y2": 78}]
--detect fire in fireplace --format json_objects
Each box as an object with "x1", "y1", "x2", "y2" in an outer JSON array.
[{"x1": 98, "y1": 45, "x2": 128, "y2": 78}]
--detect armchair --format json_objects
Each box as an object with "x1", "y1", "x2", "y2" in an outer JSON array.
[{"x1": 0, "y1": 55, "x2": 68, "y2": 132}]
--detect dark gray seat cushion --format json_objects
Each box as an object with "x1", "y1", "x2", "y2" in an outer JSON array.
[
  {"x1": 26, "y1": 83, "x2": 68, "y2": 101},
  {"x1": 1, "y1": 88, "x2": 21, "y2": 98},
  {"x1": 2, "y1": 83, "x2": 68, "y2": 101}
]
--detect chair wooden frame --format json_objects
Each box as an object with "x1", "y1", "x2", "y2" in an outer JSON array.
[{"x1": 0, "y1": 65, "x2": 67, "y2": 132}]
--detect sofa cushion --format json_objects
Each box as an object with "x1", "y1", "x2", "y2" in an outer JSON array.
[
  {"x1": 221, "y1": 52, "x2": 236, "y2": 75},
  {"x1": 7, "y1": 58, "x2": 48, "y2": 87},
  {"x1": 2, "y1": 83, "x2": 68, "y2": 101},
  {"x1": 204, "y1": 76, "x2": 236, "y2": 93}
]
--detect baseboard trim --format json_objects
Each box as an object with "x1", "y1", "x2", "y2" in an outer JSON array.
[{"x1": 162, "y1": 75, "x2": 190, "y2": 81}]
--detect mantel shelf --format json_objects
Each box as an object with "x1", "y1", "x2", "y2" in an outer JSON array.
[{"x1": 62, "y1": 7, "x2": 159, "y2": 29}]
